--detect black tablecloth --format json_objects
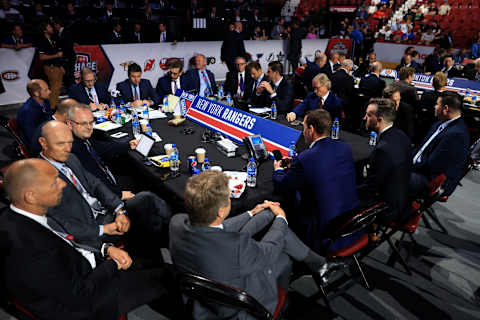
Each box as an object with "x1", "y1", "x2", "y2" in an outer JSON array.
[{"x1": 107, "y1": 114, "x2": 372, "y2": 215}]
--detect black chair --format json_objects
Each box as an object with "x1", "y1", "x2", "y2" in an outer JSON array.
[
  {"x1": 0, "y1": 116, "x2": 30, "y2": 159},
  {"x1": 307, "y1": 202, "x2": 389, "y2": 313},
  {"x1": 178, "y1": 272, "x2": 286, "y2": 320}
]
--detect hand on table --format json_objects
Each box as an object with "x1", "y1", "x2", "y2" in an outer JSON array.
[{"x1": 129, "y1": 139, "x2": 139, "y2": 150}]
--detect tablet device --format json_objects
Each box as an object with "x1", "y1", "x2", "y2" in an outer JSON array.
[{"x1": 135, "y1": 133, "x2": 155, "y2": 158}]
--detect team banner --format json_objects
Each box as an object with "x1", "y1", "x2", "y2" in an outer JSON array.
[
  {"x1": 380, "y1": 69, "x2": 480, "y2": 96},
  {"x1": 73, "y1": 45, "x2": 114, "y2": 85},
  {"x1": 374, "y1": 42, "x2": 435, "y2": 64},
  {"x1": 325, "y1": 38, "x2": 353, "y2": 57},
  {"x1": 184, "y1": 93, "x2": 301, "y2": 156},
  {"x1": 0, "y1": 48, "x2": 35, "y2": 105}
]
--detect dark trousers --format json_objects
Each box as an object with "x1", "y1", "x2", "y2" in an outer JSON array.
[{"x1": 409, "y1": 172, "x2": 430, "y2": 197}]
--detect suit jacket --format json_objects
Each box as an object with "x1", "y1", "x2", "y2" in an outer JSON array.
[
  {"x1": 395, "y1": 102, "x2": 415, "y2": 140},
  {"x1": 396, "y1": 61, "x2": 421, "y2": 73},
  {"x1": 268, "y1": 77, "x2": 294, "y2": 114},
  {"x1": 331, "y1": 68, "x2": 355, "y2": 108},
  {"x1": 17, "y1": 97, "x2": 53, "y2": 148},
  {"x1": 301, "y1": 63, "x2": 322, "y2": 91},
  {"x1": 106, "y1": 30, "x2": 122, "y2": 44},
  {"x1": 353, "y1": 60, "x2": 371, "y2": 78},
  {"x1": 272, "y1": 138, "x2": 359, "y2": 252},
  {"x1": 441, "y1": 66, "x2": 462, "y2": 78},
  {"x1": 129, "y1": 31, "x2": 145, "y2": 43},
  {"x1": 0, "y1": 208, "x2": 120, "y2": 320},
  {"x1": 246, "y1": 74, "x2": 271, "y2": 107},
  {"x1": 46, "y1": 154, "x2": 123, "y2": 247},
  {"x1": 412, "y1": 117, "x2": 470, "y2": 196},
  {"x1": 358, "y1": 127, "x2": 412, "y2": 222},
  {"x1": 359, "y1": 73, "x2": 386, "y2": 98},
  {"x1": 395, "y1": 80, "x2": 419, "y2": 109},
  {"x1": 169, "y1": 211, "x2": 289, "y2": 319},
  {"x1": 68, "y1": 82, "x2": 111, "y2": 105},
  {"x1": 57, "y1": 28, "x2": 75, "y2": 59},
  {"x1": 116, "y1": 78, "x2": 160, "y2": 105},
  {"x1": 220, "y1": 30, "x2": 246, "y2": 63},
  {"x1": 292, "y1": 91, "x2": 343, "y2": 120},
  {"x1": 156, "y1": 74, "x2": 188, "y2": 98},
  {"x1": 224, "y1": 71, "x2": 253, "y2": 99},
  {"x1": 183, "y1": 68, "x2": 218, "y2": 95}
]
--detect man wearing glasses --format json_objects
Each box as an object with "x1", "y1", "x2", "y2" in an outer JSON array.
[
  {"x1": 224, "y1": 56, "x2": 253, "y2": 101},
  {"x1": 68, "y1": 67, "x2": 111, "y2": 111},
  {"x1": 155, "y1": 60, "x2": 187, "y2": 98}
]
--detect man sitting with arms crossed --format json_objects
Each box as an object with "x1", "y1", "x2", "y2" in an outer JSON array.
[
  {"x1": 0, "y1": 159, "x2": 173, "y2": 320},
  {"x1": 39, "y1": 121, "x2": 171, "y2": 255},
  {"x1": 170, "y1": 171, "x2": 339, "y2": 320}
]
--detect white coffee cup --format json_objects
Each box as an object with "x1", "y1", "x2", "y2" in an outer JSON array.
[
  {"x1": 195, "y1": 148, "x2": 206, "y2": 163},
  {"x1": 211, "y1": 166, "x2": 222, "y2": 172},
  {"x1": 164, "y1": 143, "x2": 173, "y2": 155}
]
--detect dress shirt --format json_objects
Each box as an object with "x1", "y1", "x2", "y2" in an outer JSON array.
[
  {"x1": 160, "y1": 31, "x2": 167, "y2": 42},
  {"x1": 85, "y1": 86, "x2": 99, "y2": 104},
  {"x1": 309, "y1": 136, "x2": 327, "y2": 149},
  {"x1": 10, "y1": 204, "x2": 97, "y2": 268},
  {"x1": 319, "y1": 91, "x2": 329, "y2": 107},
  {"x1": 270, "y1": 77, "x2": 283, "y2": 98},
  {"x1": 254, "y1": 73, "x2": 265, "y2": 95},
  {"x1": 131, "y1": 84, "x2": 140, "y2": 100},
  {"x1": 413, "y1": 115, "x2": 461, "y2": 164},
  {"x1": 379, "y1": 124, "x2": 393, "y2": 138},
  {"x1": 170, "y1": 78, "x2": 181, "y2": 95},
  {"x1": 198, "y1": 69, "x2": 212, "y2": 97},
  {"x1": 237, "y1": 71, "x2": 245, "y2": 96},
  {"x1": 329, "y1": 60, "x2": 336, "y2": 73}
]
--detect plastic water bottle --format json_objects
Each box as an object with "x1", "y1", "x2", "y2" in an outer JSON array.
[
  {"x1": 369, "y1": 132, "x2": 377, "y2": 146},
  {"x1": 288, "y1": 141, "x2": 297, "y2": 159},
  {"x1": 132, "y1": 113, "x2": 141, "y2": 139},
  {"x1": 202, "y1": 157, "x2": 211, "y2": 172},
  {"x1": 217, "y1": 84, "x2": 224, "y2": 99},
  {"x1": 145, "y1": 123, "x2": 153, "y2": 137},
  {"x1": 271, "y1": 100, "x2": 277, "y2": 120},
  {"x1": 119, "y1": 100, "x2": 126, "y2": 113},
  {"x1": 169, "y1": 144, "x2": 180, "y2": 175},
  {"x1": 246, "y1": 158, "x2": 257, "y2": 187},
  {"x1": 226, "y1": 93, "x2": 233, "y2": 106},
  {"x1": 110, "y1": 98, "x2": 116, "y2": 109},
  {"x1": 142, "y1": 103, "x2": 149, "y2": 120},
  {"x1": 163, "y1": 96, "x2": 168, "y2": 109},
  {"x1": 331, "y1": 118, "x2": 340, "y2": 140},
  {"x1": 114, "y1": 108, "x2": 122, "y2": 124}
]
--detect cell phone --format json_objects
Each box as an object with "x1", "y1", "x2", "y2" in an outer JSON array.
[{"x1": 272, "y1": 149, "x2": 291, "y2": 167}]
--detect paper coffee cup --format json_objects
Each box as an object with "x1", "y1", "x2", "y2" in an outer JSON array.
[
  {"x1": 164, "y1": 144, "x2": 173, "y2": 155},
  {"x1": 211, "y1": 166, "x2": 222, "y2": 172},
  {"x1": 140, "y1": 119, "x2": 148, "y2": 132},
  {"x1": 173, "y1": 113, "x2": 181, "y2": 120},
  {"x1": 195, "y1": 148, "x2": 206, "y2": 163}
]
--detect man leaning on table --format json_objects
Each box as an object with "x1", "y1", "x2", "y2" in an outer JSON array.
[
  {"x1": 116, "y1": 62, "x2": 160, "y2": 107},
  {"x1": 68, "y1": 67, "x2": 110, "y2": 110}
]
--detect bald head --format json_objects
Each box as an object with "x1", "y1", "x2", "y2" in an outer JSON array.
[
  {"x1": 371, "y1": 61, "x2": 383, "y2": 74},
  {"x1": 315, "y1": 53, "x2": 327, "y2": 67},
  {"x1": 341, "y1": 59, "x2": 354, "y2": 71},
  {"x1": 4, "y1": 159, "x2": 64, "y2": 213},
  {"x1": 56, "y1": 98, "x2": 78, "y2": 122},
  {"x1": 41, "y1": 120, "x2": 70, "y2": 141},
  {"x1": 39, "y1": 121, "x2": 73, "y2": 163}
]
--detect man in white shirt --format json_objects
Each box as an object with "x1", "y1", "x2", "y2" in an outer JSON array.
[{"x1": 156, "y1": 60, "x2": 186, "y2": 98}]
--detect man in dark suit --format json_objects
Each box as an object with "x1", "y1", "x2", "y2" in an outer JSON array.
[
  {"x1": 39, "y1": 121, "x2": 171, "y2": 252},
  {"x1": 130, "y1": 23, "x2": 145, "y2": 43},
  {"x1": 396, "y1": 53, "x2": 421, "y2": 73},
  {"x1": 245, "y1": 61, "x2": 270, "y2": 107},
  {"x1": 17, "y1": 79, "x2": 53, "y2": 149},
  {"x1": 53, "y1": 17, "x2": 75, "y2": 87},
  {"x1": 156, "y1": 60, "x2": 187, "y2": 98},
  {"x1": 383, "y1": 85, "x2": 415, "y2": 140},
  {"x1": 221, "y1": 21, "x2": 247, "y2": 72},
  {"x1": 107, "y1": 21, "x2": 123, "y2": 44},
  {"x1": 359, "y1": 61, "x2": 386, "y2": 98},
  {"x1": 256, "y1": 61, "x2": 294, "y2": 114},
  {"x1": 170, "y1": 171, "x2": 334, "y2": 319},
  {"x1": 327, "y1": 51, "x2": 341, "y2": 75},
  {"x1": 441, "y1": 55, "x2": 461, "y2": 78},
  {"x1": 184, "y1": 53, "x2": 218, "y2": 97},
  {"x1": 358, "y1": 98, "x2": 412, "y2": 223},
  {"x1": 331, "y1": 59, "x2": 355, "y2": 115},
  {"x1": 223, "y1": 56, "x2": 253, "y2": 100},
  {"x1": 354, "y1": 51, "x2": 376, "y2": 78},
  {"x1": 273, "y1": 109, "x2": 359, "y2": 252},
  {"x1": 287, "y1": 73, "x2": 343, "y2": 122},
  {"x1": 0, "y1": 158, "x2": 172, "y2": 320},
  {"x1": 68, "y1": 67, "x2": 110, "y2": 110},
  {"x1": 396, "y1": 67, "x2": 419, "y2": 109},
  {"x1": 287, "y1": 19, "x2": 306, "y2": 70},
  {"x1": 116, "y1": 63, "x2": 160, "y2": 106},
  {"x1": 302, "y1": 53, "x2": 330, "y2": 91},
  {"x1": 157, "y1": 22, "x2": 176, "y2": 43},
  {"x1": 410, "y1": 92, "x2": 470, "y2": 196}
]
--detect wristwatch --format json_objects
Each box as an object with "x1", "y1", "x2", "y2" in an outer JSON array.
[
  {"x1": 115, "y1": 208, "x2": 127, "y2": 216},
  {"x1": 102, "y1": 243, "x2": 114, "y2": 257}
]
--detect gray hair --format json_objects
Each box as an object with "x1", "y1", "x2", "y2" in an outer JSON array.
[
  {"x1": 312, "y1": 73, "x2": 331, "y2": 90},
  {"x1": 66, "y1": 103, "x2": 91, "y2": 121}
]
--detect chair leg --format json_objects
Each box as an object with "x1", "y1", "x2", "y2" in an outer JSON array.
[
  {"x1": 424, "y1": 208, "x2": 448, "y2": 234},
  {"x1": 353, "y1": 254, "x2": 371, "y2": 290},
  {"x1": 386, "y1": 237, "x2": 413, "y2": 275},
  {"x1": 312, "y1": 273, "x2": 334, "y2": 315}
]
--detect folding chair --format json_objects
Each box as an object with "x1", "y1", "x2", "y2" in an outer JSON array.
[{"x1": 178, "y1": 272, "x2": 286, "y2": 320}]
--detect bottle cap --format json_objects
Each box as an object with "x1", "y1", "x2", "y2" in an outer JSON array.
[
  {"x1": 250, "y1": 157, "x2": 255, "y2": 162},
  {"x1": 334, "y1": 118, "x2": 339, "y2": 121},
  {"x1": 172, "y1": 144, "x2": 177, "y2": 148},
  {"x1": 205, "y1": 157, "x2": 209, "y2": 162}
]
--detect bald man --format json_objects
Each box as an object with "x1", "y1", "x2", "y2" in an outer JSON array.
[
  {"x1": 17, "y1": 79, "x2": 53, "y2": 149},
  {"x1": 0, "y1": 159, "x2": 172, "y2": 319},
  {"x1": 302, "y1": 53, "x2": 330, "y2": 91},
  {"x1": 39, "y1": 121, "x2": 171, "y2": 255}
]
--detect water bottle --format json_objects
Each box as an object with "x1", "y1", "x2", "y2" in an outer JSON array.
[
  {"x1": 145, "y1": 123, "x2": 153, "y2": 137},
  {"x1": 142, "y1": 103, "x2": 149, "y2": 120},
  {"x1": 246, "y1": 158, "x2": 257, "y2": 187},
  {"x1": 202, "y1": 157, "x2": 211, "y2": 172},
  {"x1": 288, "y1": 141, "x2": 297, "y2": 159},
  {"x1": 163, "y1": 96, "x2": 169, "y2": 110},
  {"x1": 169, "y1": 144, "x2": 180, "y2": 175},
  {"x1": 271, "y1": 100, "x2": 277, "y2": 120},
  {"x1": 114, "y1": 108, "x2": 122, "y2": 124},
  {"x1": 110, "y1": 98, "x2": 116, "y2": 109},
  {"x1": 217, "y1": 84, "x2": 224, "y2": 99},
  {"x1": 226, "y1": 93, "x2": 233, "y2": 106},
  {"x1": 369, "y1": 131, "x2": 377, "y2": 146},
  {"x1": 119, "y1": 99, "x2": 126, "y2": 113},
  {"x1": 331, "y1": 118, "x2": 340, "y2": 140},
  {"x1": 132, "y1": 113, "x2": 141, "y2": 139}
]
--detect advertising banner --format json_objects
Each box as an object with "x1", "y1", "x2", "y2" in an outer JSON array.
[
  {"x1": 73, "y1": 45, "x2": 114, "y2": 86},
  {"x1": 374, "y1": 42, "x2": 435, "y2": 64},
  {"x1": 325, "y1": 38, "x2": 353, "y2": 57},
  {"x1": 185, "y1": 93, "x2": 301, "y2": 156},
  {"x1": 0, "y1": 48, "x2": 35, "y2": 105}
]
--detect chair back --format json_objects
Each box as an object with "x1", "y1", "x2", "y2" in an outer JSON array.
[
  {"x1": 178, "y1": 272, "x2": 274, "y2": 320},
  {"x1": 470, "y1": 138, "x2": 480, "y2": 169},
  {"x1": 426, "y1": 174, "x2": 446, "y2": 199},
  {"x1": 323, "y1": 202, "x2": 389, "y2": 244},
  {"x1": 3, "y1": 118, "x2": 30, "y2": 158}
]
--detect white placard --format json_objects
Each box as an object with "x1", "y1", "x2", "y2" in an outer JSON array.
[{"x1": 0, "y1": 48, "x2": 35, "y2": 105}]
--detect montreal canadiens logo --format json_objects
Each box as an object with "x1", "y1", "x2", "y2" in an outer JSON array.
[{"x1": 1, "y1": 70, "x2": 19, "y2": 81}]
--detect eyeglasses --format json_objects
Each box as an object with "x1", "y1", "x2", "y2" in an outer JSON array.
[
  {"x1": 83, "y1": 79, "x2": 95, "y2": 83},
  {"x1": 235, "y1": 63, "x2": 246, "y2": 66},
  {"x1": 70, "y1": 120, "x2": 95, "y2": 127}
]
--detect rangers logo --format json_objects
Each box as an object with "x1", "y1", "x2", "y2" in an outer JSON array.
[
  {"x1": 144, "y1": 59, "x2": 156, "y2": 72},
  {"x1": 1, "y1": 70, "x2": 19, "y2": 81}
]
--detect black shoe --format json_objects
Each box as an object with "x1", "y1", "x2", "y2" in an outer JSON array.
[{"x1": 318, "y1": 261, "x2": 347, "y2": 285}]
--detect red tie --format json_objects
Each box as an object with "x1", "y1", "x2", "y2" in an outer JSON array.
[{"x1": 318, "y1": 97, "x2": 323, "y2": 109}]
